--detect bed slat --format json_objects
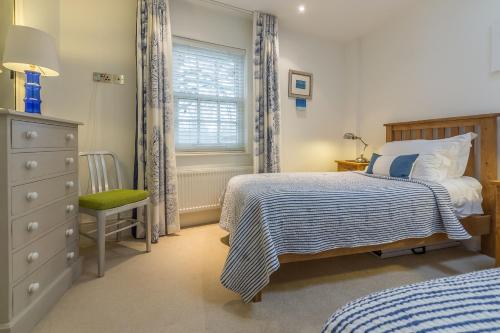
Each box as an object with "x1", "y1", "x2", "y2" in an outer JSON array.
[
  {"x1": 464, "y1": 125, "x2": 475, "y2": 177},
  {"x1": 424, "y1": 128, "x2": 433, "y2": 139}
]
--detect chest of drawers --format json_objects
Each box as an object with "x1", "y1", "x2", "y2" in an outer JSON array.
[{"x1": 0, "y1": 109, "x2": 82, "y2": 333}]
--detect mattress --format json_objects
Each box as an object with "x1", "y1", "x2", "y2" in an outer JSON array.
[
  {"x1": 439, "y1": 176, "x2": 483, "y2": 218},
  {"x1": 322, "y1": 268, "x2": 500, "y2": 333}
]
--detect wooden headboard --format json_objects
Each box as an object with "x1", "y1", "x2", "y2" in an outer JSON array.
[{"x1": 384, "y1": 113, "x2": 500, "y2": 256}]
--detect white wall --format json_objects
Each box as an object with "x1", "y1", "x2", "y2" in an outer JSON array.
[
  {"x1": 279, "y1": 28, "x2": 355, "y2": 172},
  {"x1": 352, "y1": 0, "x2": 500, "y2": 157},
  {"x1": 0, "y1": 0, "x2": 15, "y2": 110},
  {"x1": 18, "y1": 0, "x2": 137, "y2": 191}
]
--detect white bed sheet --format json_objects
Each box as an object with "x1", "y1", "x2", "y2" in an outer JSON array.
[{"x1": 439, "y1": 176, "x2": 483, "y2": 218}]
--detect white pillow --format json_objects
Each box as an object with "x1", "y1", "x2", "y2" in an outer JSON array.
[
  {"x1": 411, "y1": 154, "x2": 451, "y2": 182},
  {"x1": 379, "y1": 133, "x2": 476, "y2": 179},
  {"x1": 441, "y1": 133, "x2": 477, "y2": 177}
]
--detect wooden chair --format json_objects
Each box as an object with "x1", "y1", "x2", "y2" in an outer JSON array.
[{"x1": 79, "y1": 151, "x2": 151, "y2": 277}]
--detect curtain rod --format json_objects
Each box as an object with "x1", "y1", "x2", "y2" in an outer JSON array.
[{"x1": 195, "y1": 0, "x2": 254, "y2": 16}]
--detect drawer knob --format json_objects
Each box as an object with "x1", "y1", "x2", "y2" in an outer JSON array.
[
  {"x1": 65, "y1": 157, "x2": 75, "y2": 165},
  {"x1": 28, "y1": 282, "x2": 40, "y2": 294},
  {"x1": 65, "y1": 228, "x2": 74, "y2": 237},
  {"x1": 66, "y1": 204, "x2": 75, "y2": 213},
  {"x1": 27, "y1": 251, "x2": 39, "y2": 263},
  {"x1": 65, "y1": 181, "x2": 75, "y2": 188},
  {"x1": 66, "y1": 252, "x2": 75, "y2": 260},
  {"x1": 65, "y1": 133, "x2": 75, "y2": 141},
  {"x1": 27, "y1": 222, "x2": 39, "y2": 232},
  {"x1": 25, "y1": 160, "x2": 38, "y2": 170},
  {"x1": 25, "y1": 131, "x2": 38, "y2": 140},
  {"x1": 26, "y1": 192, "x2": 39, "y2": 201}
]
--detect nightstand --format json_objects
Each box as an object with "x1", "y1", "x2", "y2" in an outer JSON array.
[{"x1": 335, "y1": 160, "x2": 369, "y2": 171}]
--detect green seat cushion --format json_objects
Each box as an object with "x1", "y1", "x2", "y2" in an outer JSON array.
[{"x1": 79, "y1": 189, "x2": 149, "y2": 211}]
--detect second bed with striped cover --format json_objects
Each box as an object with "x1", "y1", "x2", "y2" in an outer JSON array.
[
  {"x1": 219, "y1": 172, "x2": 471, "y2": 303},
  {"x1": 322, "y1": 268, "x2": 500, "y2": 332}
]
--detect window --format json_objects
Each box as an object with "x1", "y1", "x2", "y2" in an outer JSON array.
[{"x1": 173, "y1": 38, "x2": 246, "y2": 152}]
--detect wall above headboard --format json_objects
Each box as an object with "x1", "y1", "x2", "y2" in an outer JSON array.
[{"x1": 348, "y1": 0, "x2": 500, "y2": 173}]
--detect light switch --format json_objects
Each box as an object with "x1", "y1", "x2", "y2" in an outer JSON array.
[{"x1": 113, "y1": 74, "x2": 125, "y2": 85}]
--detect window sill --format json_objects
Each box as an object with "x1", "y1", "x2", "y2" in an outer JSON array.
[{"x1": 176, "y1": 151, "x2": 250, "y2": 157}]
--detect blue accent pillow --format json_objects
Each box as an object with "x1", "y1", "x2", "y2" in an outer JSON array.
[
  {"x1": 366, "y1": 153, "x2": 381, "y2": 174},
  {"x1": 366, "y1": 153, "x2": 419, "y2": 178}
]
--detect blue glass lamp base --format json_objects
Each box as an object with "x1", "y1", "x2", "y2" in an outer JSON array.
[{"x1": 24, "y1": 70, "x2": 42, "y2": 114}]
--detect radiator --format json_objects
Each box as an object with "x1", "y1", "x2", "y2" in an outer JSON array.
[{"x1": 177, "y1": 166, "x2": 252, "y2": 213}]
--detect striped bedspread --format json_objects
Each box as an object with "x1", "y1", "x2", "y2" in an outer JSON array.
[
  {"x1": 219, "y1": 172, "x2": 471, "y2": 303},
  {"x1": 322, "y1": 268, "x2": 500, "y2": 333}
]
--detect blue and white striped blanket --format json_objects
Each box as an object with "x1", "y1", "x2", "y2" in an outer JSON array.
[
  {"x1": 322, "y1": 268, "x2": 500, "y2": 333},
  {"x1": 219, "y1": 172, "x2": 471, "y2": 303}
]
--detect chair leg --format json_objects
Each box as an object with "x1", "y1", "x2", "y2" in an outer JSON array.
[
  {"x1": 116, "y1": 213, "x2": 121, "y2": 242},
  {"x1": 97, "y1": 211, "x2": 107, "y2": 277},
  {"x1": 146, "y1": 203, "x2": 152, "y2": 253}
]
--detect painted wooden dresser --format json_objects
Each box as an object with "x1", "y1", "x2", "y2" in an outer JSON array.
[{"x1": 0, "y1": 109, "x2": 82, "y2": 333}]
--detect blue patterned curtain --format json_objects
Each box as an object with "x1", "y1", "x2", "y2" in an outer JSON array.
[
  {"x1": 253, "y1": 12, "x2": 281, "y2": 173},
  {"x1": 135, "y1": 0, "x2": 180, "y2": 241}
]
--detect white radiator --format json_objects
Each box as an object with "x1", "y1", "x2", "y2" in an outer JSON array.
[{"x1": 177, "y1": 166, "x2": 252, "y2": 213}]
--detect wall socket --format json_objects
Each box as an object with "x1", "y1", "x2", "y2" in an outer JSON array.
[
  {"x1": 113, "y1": 74, "x2": 125, "y2": 85},
  {"x1": 93, "y1": 72, "x2": 125, "y2": 85}
]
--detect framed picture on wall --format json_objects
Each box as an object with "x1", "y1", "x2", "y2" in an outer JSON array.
[{"x1": 288, "y1": 70, "x2": 313, "y2": 99}]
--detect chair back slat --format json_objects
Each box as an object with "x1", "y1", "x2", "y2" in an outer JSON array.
[
  {"x1": 93, "y1": 154, "x2": 103, "y2": 193},
  {"x1": 100, "y1": 155, "x2": 109, "y2": 191},
  {"x1": 87, "y1": 155, "x2": 97, "y2": 194},
  {"x1": 80, "y1": 151, "x2": 123, "y2": 194},
  {"x1": 113, "y1": 156, "x2": 123, "y2": 189}
]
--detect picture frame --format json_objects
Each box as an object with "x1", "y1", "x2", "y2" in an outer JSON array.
[{"x1": 288, "y1": 70, "x2": 313, "y2": 99}]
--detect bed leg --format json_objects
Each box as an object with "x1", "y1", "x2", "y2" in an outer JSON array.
[
  {"x1": 496, "y1": 187, "x2": 500, "y2": 268},
  {"x1": 251, "y1": 291, "x2": 262, "y2": 303},
  {"x1": 492, "y1": 181, "x2": 500, "y2": 267}
]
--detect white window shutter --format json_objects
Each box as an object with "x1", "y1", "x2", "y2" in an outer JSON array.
[{"x1": 173, "y1": 38, "x2": 246, "y2": 152}]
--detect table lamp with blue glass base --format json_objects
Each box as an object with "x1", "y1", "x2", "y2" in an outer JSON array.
[{"x1": 2, "y1": 25, "x2": 60, "y2": 114}]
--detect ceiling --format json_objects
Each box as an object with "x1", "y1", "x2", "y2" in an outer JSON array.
[{"x1": 215, "y1": 0, "x2": 418, "y2": 42}]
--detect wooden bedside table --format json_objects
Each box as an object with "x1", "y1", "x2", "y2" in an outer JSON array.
[{"x1": 335, "y1": 160, "x2": 370, "y2": 171}]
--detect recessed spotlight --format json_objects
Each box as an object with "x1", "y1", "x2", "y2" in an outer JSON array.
[{"x1": 298, "y1": 5, "x2": 305, "y2": 13}]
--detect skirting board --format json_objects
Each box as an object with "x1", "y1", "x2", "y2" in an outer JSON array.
[
  {"x1": 371, "y1": 241, "x2": 460, "y2": 259},
  {"x1": 180, "y1": 208, "x2": 220, "y2": 228},
  {"x1": 0, "y1": 258, "x2": 82, "y2": 333}
]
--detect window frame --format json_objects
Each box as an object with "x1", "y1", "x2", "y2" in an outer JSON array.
[{"x1": 172, "y1": 37, "x2": 247, "y2": 154}]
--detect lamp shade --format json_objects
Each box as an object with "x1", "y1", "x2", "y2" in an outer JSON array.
[{"x1": 2, "y1": 25, "x2": 59, "y2": 76}]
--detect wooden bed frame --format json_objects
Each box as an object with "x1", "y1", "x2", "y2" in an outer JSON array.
[{"x1": 244, "y1": 113, "x2": 500, "y2": 303}]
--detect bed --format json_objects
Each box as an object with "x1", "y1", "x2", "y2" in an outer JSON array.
[
  {"x1": 219, "y1": 114, "x2": 500, "y2": 303},
  {"x1": 322, "y1": 268, "x2": 500, "y2": 333}
]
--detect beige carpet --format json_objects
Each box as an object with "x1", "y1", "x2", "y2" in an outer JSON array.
[{"x1": 33, "y1": 224, "x2": 494, "y2": 333}]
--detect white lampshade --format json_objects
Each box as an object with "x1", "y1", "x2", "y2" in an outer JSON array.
[{"x1": 2, "y1": 25, "x2": 59, "y2": 77}]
